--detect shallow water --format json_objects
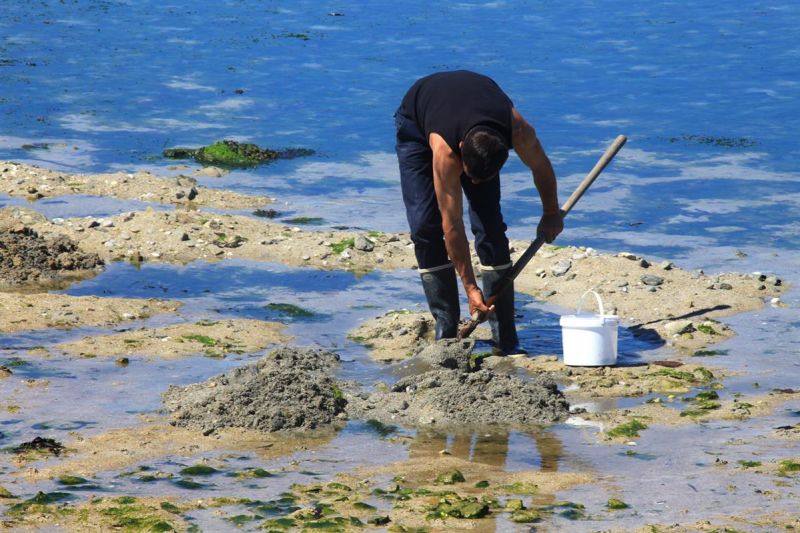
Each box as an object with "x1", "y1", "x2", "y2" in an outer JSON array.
[{"x1": 1, "y1": 0, "x2": 799, "y2": 530}]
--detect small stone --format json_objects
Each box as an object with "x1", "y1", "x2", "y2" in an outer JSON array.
[
  {"x1": 180, "y1": 232, "x2": 190, "y2": 241},
  {"x1": 647, "y1": 286, "x2": 657, "y2": 292},
  {"x1": 765, "y1": 276, "x2": 781, "y2": 286},
  {"x1": 565, "y1": 272, "x2": 577, "y2": 281},
  {"x1": 151, "y1": 251, "x2": 162, "y2": 258},
  {"x1": 88, "y1": 220, "x2": 100, "y2": 228},
  {"x1": 659, "y1": 261, "x2": 673, "y2": 270},
  {"x1": 717, "y1": 282, "x2": 733, "y2": 290},
  {"x1": 641, "y1": 275, "x2": 664, "y2": 286},
  {"x1": 757, "y1": 284, "x2": 766, "y2": 290},
  {"x1": 340, "y1": 250, "x2": 351, "y2": 260},
  {"x1": 551, "y1": 259, "x2": 572, "y2": 277},
  {"x1": 354, "y1": 236, "x2": 374, "y2": 252},
  {"x1": 540, "y1": 290, "x2": 556, "y2": 298},
  {"x1": 616, "y1": 281, "x2": 629, "y2": 288},
  {"x1": 534, "y1": 267, "x2": 546, "y2": 278},
  {"x1": 101, "y1": 219, "x2": 114, "y2": 228},
  {"x1": 302, "y1": 254, "x2": 311, "y2": 261},
  {"x1": 638, "y1": 258, "x2": 650, "y2": 268},
  {"x1": 618, "y1": 252, "x2": 638, "y2": 260},
  {"x1": 771, "y1": 297, "x2": 781, "y2": 306},
  {"x1": 506, "y1": 499, "x2": 525, "y2": 511},
  {"x1": 115, "y1": 357, "x2": 129, "y2": 367},
  {"x1": 664, "y1": 320, "x2": 694, "y2": 336}
]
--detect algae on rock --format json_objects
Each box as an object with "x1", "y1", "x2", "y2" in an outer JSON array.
[{"x1": 163, "y1": 140, "x2": 313, "y2": 168}]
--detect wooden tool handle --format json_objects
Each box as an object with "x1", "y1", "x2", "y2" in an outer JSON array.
[{"x1": 457, "y1": 135, "x2": 628, "y2": 340}]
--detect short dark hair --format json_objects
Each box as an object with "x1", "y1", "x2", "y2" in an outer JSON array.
[{"x1": 461, "y1": 126, "x2": 509, "y2": 182}]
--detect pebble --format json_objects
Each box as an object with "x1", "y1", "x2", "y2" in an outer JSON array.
[
  {"x1": 771, "y1": 297, "x2": 782, "y2": 306},
  {"x1": 340, "y1": 250, "x2": 351, "y2": 260},
  {"x1": 551, "y1": 259, "x2": 572, "y2": 277},
  {"x1": 354, "y1": 235, "x2": 374, "y2": 252},
  {"x1": 180, "y1": 232, "x2": 190, "y2": 241},
  {"x1": 302, "y1": 254, "x2": 311, "y2": 261},
  {"x1": 103, "y1": 240, "x2": 117, "y2": 248},
  {"x1": 641, "y1": 275, "x2": 664, "y2": 286},
  {"x1": 616, "y1": 281, "x2": 629, "y2": 288},
  {"x1": 565, "y1": 272, "x2": 577, "y2": 281},
  {"x1": 660, "y1": 261, "x2": 674, "y2": 270},
  {"x1": 540, "y1": 290, "x2": 556, "y2": 298},
  {"x1": 647, "y1": 286, "x2": 657, "y2": 292},
  {"x1": 151, "y1": 251, "x2": 162, "y2": 258},
  {"x1": 765, "y1": 275, "x2": 781, "y2": 286},
  {"x1": 534, "y1": 267, "x2": 546, "y2": 278},
  {"x1": 638, "y1": 258, "x2": 650, "y2": 268},
  {"x1": 717, "y1": 282, "x2": 733, "y2": 290},
  {"x1": 664, "y1": 319, "x2": 694, "y2": 336},
  {"x1": 618, "y1": 252, "x2": 638, "y2": 260},
  {"x1": 52, "y1": 217, "x2": 64, "y2": 225}
]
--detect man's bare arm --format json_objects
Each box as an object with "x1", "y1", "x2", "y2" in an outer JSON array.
[
  {"x1": 511, "y1": 108, "x2": 563, "y2": 241},
  {"x1": 429, "y1": 133, "x2": 492, "y2": 316}
]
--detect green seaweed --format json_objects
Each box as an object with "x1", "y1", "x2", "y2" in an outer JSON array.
[
  {"x1": 100, "y1": 502, "x2": 176, "y2": 532},
  {"x1": 352, "y1": 501, "x2": 376, "y2": 511},
  {"x1": 330, "y1": 238, "x2": 355, "y2": 254},
  {"x1": 474, "y1": 480, "x2": 489, "y2": 488},
  {"x1": 778, "y1": 459, "x2": 800, "y2": 476},
  {"x1": 737, "y1": 460, "x2": 762, "y2": 468},
  {"x1": 607, "y1": 498, "x2": 629, "y2": 509},
  {"x1": 57, "y1": 475, "x2": 89, "y2": 486},
  {"x1": 225, "y1": 514, "x2": 257, "y2": 526},
  {"x1": 285, "y1": 217, "x2": 324, "y2": 225},
  {"x1": 697, "y1": 324, "x2": 719, "y2": 335},
  {"x1": 173, "y1": 479, "x2": 206, "y2": 490},
  {"x1": 509, "y1": 509, "x2": 541, "y2": 523},
  {"x1": 179, "y1": 464, "x2": 219, "y2": 476},
  {"x1": 692, "y1": 349, "x2": 728, "y2": 357},
  {"x1": 159, "y1": 502, "x2": 181, "y2": 514},
  {"x1": 6, "y1": 491, "x2": 73, "y2": 515},
  {"x1": 433, "y1": 469, "x2": 465, "y2": 485},
  {"x1": 264, "y1": 303, "x2": 315, "y2": 318},
  {"x1": 426, "y1": 494, "x2": 489, "y2": 520},
  {"x1": 606, "y1": 419, "x2": 648, "y2": 438},
  {"x1": 498, "y1": 482, "x2": 538, "y2": 495},
  {"x1": 182, "y1": 334, "x2": 217, "y2": 347}
]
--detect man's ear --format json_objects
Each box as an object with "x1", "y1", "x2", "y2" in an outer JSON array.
[{"x1": 458, "y1": 141, "x2": 463, "y2": 150}]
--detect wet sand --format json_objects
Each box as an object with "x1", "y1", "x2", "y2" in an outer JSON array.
[{"x1": 0, "y1": 164, "x2": 796, "y2": 532}]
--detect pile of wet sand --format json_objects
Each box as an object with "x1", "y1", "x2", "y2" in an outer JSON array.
[
  {"x1": 0, "y1": 224, "x2": 103, "y2": 286},
  {"x1": 162, "y1": 347, "x2": 345, "y2": 434},
  {"x1": 347, "y1": 340, "x2": 570, "y2": 428}
]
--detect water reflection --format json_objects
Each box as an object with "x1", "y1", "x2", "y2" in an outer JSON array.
[{"x1": 409, "y1": 428, "x2": 563, "y2": 473}]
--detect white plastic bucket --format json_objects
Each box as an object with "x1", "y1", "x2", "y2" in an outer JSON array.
[{"x1": 560, "y1": 290, "x2": 619, "y2": 366}]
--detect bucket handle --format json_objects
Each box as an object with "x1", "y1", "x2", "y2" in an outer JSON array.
[{"x1": 576, "y1": 289, "x2": 606, "y2": 316}]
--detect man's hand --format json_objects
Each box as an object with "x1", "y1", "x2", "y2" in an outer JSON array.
[
  {"x1": 537, "y1": 212, "x2": 564, "y2": 243},
  {"x1": 466, "y1": 285, "x2": 494, "y2": 319}
]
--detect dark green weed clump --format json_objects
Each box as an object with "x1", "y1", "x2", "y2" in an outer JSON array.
[
  {"x1": 668, "y1": 134, "x2": 757, "y2": 148},
  {"x1": 263, "y1": 303, "x2": 316, "y2": 318},
  {"x1": 606, "y1": 419, "x2": 648, "y2": 438},
  {"x1": 285, "y1": 217, "x2": 324, "y2": 225},
  {"x1": 163, "y1": 140, "x2": 313, "y2": 168}
]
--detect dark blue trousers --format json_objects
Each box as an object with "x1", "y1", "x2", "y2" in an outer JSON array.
[{"x1": 395, "y1": 111, "x2": 511, "y2": 270}]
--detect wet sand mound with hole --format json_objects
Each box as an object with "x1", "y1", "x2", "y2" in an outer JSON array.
[
  {"x1": 162, "y1": 346, "x2": 345, "y2": 434},
  {"x1": 0, "y1": 210, "x2": 102, "y2": 288},
  {"x1": 346, "y1": 340, "x2": 569, "y2": 429}
]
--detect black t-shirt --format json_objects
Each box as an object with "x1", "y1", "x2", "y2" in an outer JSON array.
[{"x1": 399, "y1": 70, "x2": 513, "y2": 155}]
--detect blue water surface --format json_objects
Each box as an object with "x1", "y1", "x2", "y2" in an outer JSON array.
[{"x1": 1, "y1": 0, "x2": 799, "y2": 264}]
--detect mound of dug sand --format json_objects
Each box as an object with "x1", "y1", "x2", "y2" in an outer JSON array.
[
  {"x1": 0, "y1": 224, "x2": 102, "y2": 286},
  {"x1": 346, "y1": 340, "x2": 569, "y2": 428},
  {"x1": 162, "y1": 347, "x2": 345, "y2": 434}
]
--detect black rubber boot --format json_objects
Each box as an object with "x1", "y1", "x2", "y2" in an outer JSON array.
[
  {"x1": 481, "y1": 266, "x2": 527, "y2": 356},
  {"x1": 420, "y1": 266, "x2": 460, "y2": 340}
]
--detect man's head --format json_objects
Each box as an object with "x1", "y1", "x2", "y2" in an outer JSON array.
[{"x1": 460, "y1": 126, "x2": 509, "y2": 183}]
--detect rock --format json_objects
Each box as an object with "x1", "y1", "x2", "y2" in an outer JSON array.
[
  {"x1": 193, "y1": 166, "x2": 228, "y2": 178},
  {"x1": 551, "y1": 259, "x2": 572, "y2": 277},
  {"x1": 565, "y1": 272, "x2": 577, "y2": 281},
  {"x1": 540, "y1": 290, "x2": 556, "y2": 298},
  {"x1": 354, "y1": 236, "x2": 374, "y2": 252},
  {"x1": 765, "y1": 276, "x2": 782, "y2": 286},
  {"x1": 618, "y1": 252, "x2": 638, "y2": 260},
  {"x1": 664, "y1": 320, "x2": 695, "y2": 336},
  {"x1": 641, "y1": 275, "x2": 664, "y2": 286},
  {"x1": 180, "y1": 233, "x2": 190, "y2": 241},
  {"x1": 717, "y1": 282, "x2": 733, "y2": 290},
  {"x1": 616, "y1": 281, "x2": 629, "y2": 288},
  {"x1": 659, "y1": 261, "x2": 673, "y2": 270},
  {"x1": 534, "y1": 268, "x2": 546, "y2": 278},
  {"x1": 638, "y1": 258, "x2": 650, "y2": 268}
]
